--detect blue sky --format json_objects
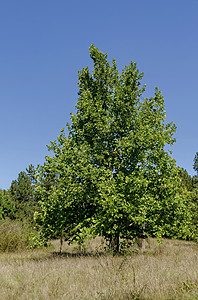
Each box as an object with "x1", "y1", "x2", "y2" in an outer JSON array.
[{"x1": 0, "y1": 0, "x2": 198, "y2": 189}]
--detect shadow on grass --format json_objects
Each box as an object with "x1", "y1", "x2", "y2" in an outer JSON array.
[
  {"x1": 173, "y1": 241, "x2": 198, "y2": 248},
  {"x1": 27, "y1": 250, "x2": 108, "y2": 263},
  {"x1": 51, "y1": 251, "x2": 107, "y2": 258}
]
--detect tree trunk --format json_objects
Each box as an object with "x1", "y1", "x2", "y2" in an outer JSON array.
[
  {"x1": 110, "y1": 232, "x2": 120, "y2": 253},
  {"x1": 137, "y1": 223, "x2": 146, "y2": 250},
  {"x1": 60, "y1": 236, "x2": 63, "y2": 254},
  {"x1": 137, "y1": 237, "x2": 146, "y2": 250}
]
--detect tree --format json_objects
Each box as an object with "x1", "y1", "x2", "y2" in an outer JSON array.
[
  {"x1": 193, "y1": 153, "x2": 198, "y2": 175},
  {"x1": 161, "y1": 167, "x2": 197, "y2": 240},
  {"x1": 0, "y1": 189, "x2": 15, "y2": 220},
  {"x1": 35, "y1": 45, "x2": 191, "y2": 251},
  {"x1": 190, "y1": 154, "x2": 198, "y2": 233},
  {"x1": 9, "y1": 169, "x2": 35, "y2": 222},
  {"x1": 35, "y1": 138, "x2": 98, "y2": 250},
  {"x1": 176, "y1": 167, "x2": 193, "y2": 192}
]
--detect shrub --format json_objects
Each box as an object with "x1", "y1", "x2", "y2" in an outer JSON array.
[{"x1": 0, "y1": 219, "x2": 32, "y2": 252}]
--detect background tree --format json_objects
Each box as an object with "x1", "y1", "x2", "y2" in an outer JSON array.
[
  {"x1": 190, "y1": 154, "x2": 198, "y2": 234},
  {"x1": 159, "y1": 167, "x2": 196, "y2": 240},
  {"x1": 35, "y1": 45, "x2": 195, "y2": 251},
  {"x1": 9, "y1": 168, "x2": 36, "y2": 222},
  {"x1": 0, "y1": 189, "x2": 15, "y2": 220},
  {"x1": 176, "y1": 167, "x2": 193, "y2": 192}
]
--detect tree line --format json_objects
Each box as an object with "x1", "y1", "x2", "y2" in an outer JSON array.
[{"x1": 0, "y1": 45, "x2": 198, "y2": 252}]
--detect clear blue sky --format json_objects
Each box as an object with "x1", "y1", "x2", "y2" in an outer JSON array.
[{"x1": 0, "y1": 0, "x2": 198, "y2": 189}]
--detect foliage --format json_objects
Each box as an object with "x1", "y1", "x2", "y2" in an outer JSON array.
[
  {"x1": 176, "y1": 167, "x2": 193, "y2": 192},
  {"x1": 164, "y1": 167, "x2": 197, "y2": 240},
  {"x1": 0, "y1": 189, "x2": 15, "y2": 220},
  {"x1": 35, "y1": 141, "x2": 96, "y2": 242},
  {"x1": 0, "y1": 218, "x2": 48, "y2": 252},
  {"x1": 8, "y1": 166, "x2": 36, "y2": 222},
  {"x1": 35, "y1": 45, "x2": 196, "y2": 251},
  {"x1": 190, "y1": 154, "x2": 198, "y2": 235},
  {"x1": 0, "y1": 219, "x2": 31, "y2": 252},
  {"x1": 193, "y1": 153, "x2": 198, "y2": 175},
  {"x1": 26, "y1": 231, "x2": 48, "y2": 250}
]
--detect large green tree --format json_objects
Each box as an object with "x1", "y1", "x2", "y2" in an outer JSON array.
[{"x1": 35, "y1": 45, "x2": 194, "y2": 251}]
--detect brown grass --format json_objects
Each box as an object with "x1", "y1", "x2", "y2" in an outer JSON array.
[{"x1": 0, "y1": 238, "x2": 198, "y2": 299}]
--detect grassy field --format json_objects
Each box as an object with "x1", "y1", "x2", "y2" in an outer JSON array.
[{"x1": 0, "y1": 237, "x2": 198, "y2": 300}]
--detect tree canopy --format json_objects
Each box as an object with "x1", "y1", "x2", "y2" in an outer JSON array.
[{"x1": 34, "y1": 45, "x2": 197, "y2": 251}]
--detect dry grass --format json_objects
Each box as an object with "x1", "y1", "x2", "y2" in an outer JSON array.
[{"x1": 0, "y1": 238, "x2": 198, "y2": 299}]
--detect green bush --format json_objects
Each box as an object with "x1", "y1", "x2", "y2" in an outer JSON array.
[{"x1": 0, "y1": 219, "x2": 32, "y2": 252}]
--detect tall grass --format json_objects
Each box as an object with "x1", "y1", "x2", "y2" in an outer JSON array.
[{"x1": 0, "y1": 237, "x2": 197, "y2": 299}]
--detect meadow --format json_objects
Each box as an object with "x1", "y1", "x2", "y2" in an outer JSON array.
[{"x1": 0, "y1": 237, "x2": 198, "y2": 300}]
